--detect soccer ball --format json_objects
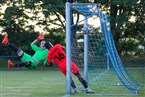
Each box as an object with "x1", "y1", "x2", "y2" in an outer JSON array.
[{"x1": 117, "y1": 83, "x2": 120, "y2": 85}]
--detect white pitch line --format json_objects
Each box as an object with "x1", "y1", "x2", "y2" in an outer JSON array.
[
  {"x1": 1, "y1": 87, "x2": 34, "y2": 89},
  {"x1": 0, "y1": 87, "x2": 52, "y2": 89},
  {"x1": 1, "y1": 93, "x2": 31, "y2": 96}
]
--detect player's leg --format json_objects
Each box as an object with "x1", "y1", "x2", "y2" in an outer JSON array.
[
  {"x1": 8, "y1": 59, "x2": 37, "y2": 69},
  {"x1": 75, "y1": 72, "x2": 95, "y2": 93},
  {"x1": 2, "y1": 34, "x2": 37, "y2": 69},
  {"x1": 61, "y1": 64, "x2": 78, "y2": 94},
  {"x1": 74, "y1": 72, "x2": 88, "y2": 88},
  {"x1": 71, "y1": 61, "x2": 94, "y2": 93},
  {"x1": 70, "y1": 77, "x2": 78, "y2": 94},
  {"x1": 1, "y1": 33, "x2": 24, "y2": 57},
  {"x1": 8, "y1": 60, "x2": 31, "y2": 68},
  {"x1": 74, "y1": 72, "x2": 95, "y2": 93},
  {"x1": 71, "y1": 62, "x2": 88, "y2": 88},
  {"x1": 8, "y1": 43, "x2": 24, "y2": 57},
  {"x1": 1, "y1": 33, "x2": 8, "y2": 45}
]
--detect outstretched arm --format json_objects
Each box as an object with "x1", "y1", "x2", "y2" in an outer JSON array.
[
  {"x1": 31, "y1": 39, "x2": 38, "y2": 45},
  {"x1": 31, "y1": 33, "x2": 44, "y2": 45},
  {"x1": 48, "y1": 62, "x2": 53, "y2": 67}
]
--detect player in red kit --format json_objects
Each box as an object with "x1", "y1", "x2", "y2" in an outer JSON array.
[{"x1": 45, "y1": 42, "x2": 94, "y2": 94}]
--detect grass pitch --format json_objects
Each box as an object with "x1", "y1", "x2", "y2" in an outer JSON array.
[{"x1": 0, "y1": 68, "x2": 144, "y2": 97}]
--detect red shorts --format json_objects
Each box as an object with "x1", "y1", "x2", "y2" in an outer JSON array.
[{"x1": 58, "y1": 61, "x2": 79, "y2": 76}]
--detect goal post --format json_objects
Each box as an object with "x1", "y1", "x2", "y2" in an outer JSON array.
[
  {"x1": 82, "y1": 16, "x2": 89, "y2": 82},
  {"x1": 65, "y1": 2, "x2": 72, "y2": 95}
]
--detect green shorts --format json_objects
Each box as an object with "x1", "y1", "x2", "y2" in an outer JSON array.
[{"x1": 21, "y1": 53, "x2": 37, "y2": 69}]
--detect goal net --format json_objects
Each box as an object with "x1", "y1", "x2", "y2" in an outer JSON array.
[{"x1": 65, "y1": 2, "x2": 141, "y2": 96}]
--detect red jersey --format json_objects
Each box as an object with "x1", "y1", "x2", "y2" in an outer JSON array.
[
  {"x1": 47, "y1": 44, "x2": 66, "y2": 64},
  {"x1": 47, "y1": 44, "x2": 79, "y2": 75}
]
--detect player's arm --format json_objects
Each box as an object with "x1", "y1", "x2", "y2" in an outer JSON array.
[
  {"x1": 46, "y1": 59, "x2": 53, "y2": 67},
  {"x1": 31, "y1": 33, "x2": 44, "y2": 45},
  {"x1": 47, "y1": 52, "x2": 54, "y2": 67},
  {"x1": 60, "y1": 44, "x2": 65, "y2": 51},
  {"x1": 62, "y1": 46, "x2": 65, "y2": 50},
  {"x1": 30, "y1": 39, "x2": 39, "y2": 51},
  {"x1": 48, "y1": 62, "x2": 53, "y2": 67},
  {"x1": 31, "y1": 39, "x2": 38, "y2": 45},
  {"x1": 45, "y1": 61, "x2": 53, "y2": 67}
]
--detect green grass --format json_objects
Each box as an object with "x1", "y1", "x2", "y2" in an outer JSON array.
[
  {"x1": 0, "y1": 69, "x2": 66, "y2": 97},
  {"x1": 0, "y1": 68, "x2": 144, "y2": 97}
]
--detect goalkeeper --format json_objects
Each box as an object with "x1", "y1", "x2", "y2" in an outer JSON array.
[
  {"x1": 1, "y1": 33, "x2": 48, "y2": 69},
  {"x1": 44, "y1": 42, "x2": 94, "y2": 94}
]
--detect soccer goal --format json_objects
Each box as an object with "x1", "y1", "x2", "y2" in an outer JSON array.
[{"x1": 65, "y1": 2, "x2": 141, "y2": 96}]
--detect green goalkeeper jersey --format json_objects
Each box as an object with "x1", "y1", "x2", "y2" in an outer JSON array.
[
  {"x1": 31, "y1": 44, "x2": 48, "y2": 64},
  {"x1": 21, "y1": 44, "x2": 48, "y2": 69}
]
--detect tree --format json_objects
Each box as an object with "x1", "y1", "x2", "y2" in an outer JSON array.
[
  {"x1": 0, "y1": 0, "x2": 144, "y2": 56},
  {"x1": 93, "y1": 0, "x2": 145, "y2": 56}
]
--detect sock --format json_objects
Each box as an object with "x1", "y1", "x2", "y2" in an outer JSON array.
[
  {"x1": 7, "y1": 43, "x2": 19, "y2": 53},
  {"x1": 71, "y1": 78, "x2": 77, "y2": 89},
  {"x1": 75, "y1": 72, "x2": 88, "y2": 88},
  {"x1": 14, "y1": 61, "x2": 30, "y2": 67}
]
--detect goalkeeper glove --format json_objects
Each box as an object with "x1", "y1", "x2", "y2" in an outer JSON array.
[{"x1": 37, "y1": 33, "x2": 44, "y2": 40}]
